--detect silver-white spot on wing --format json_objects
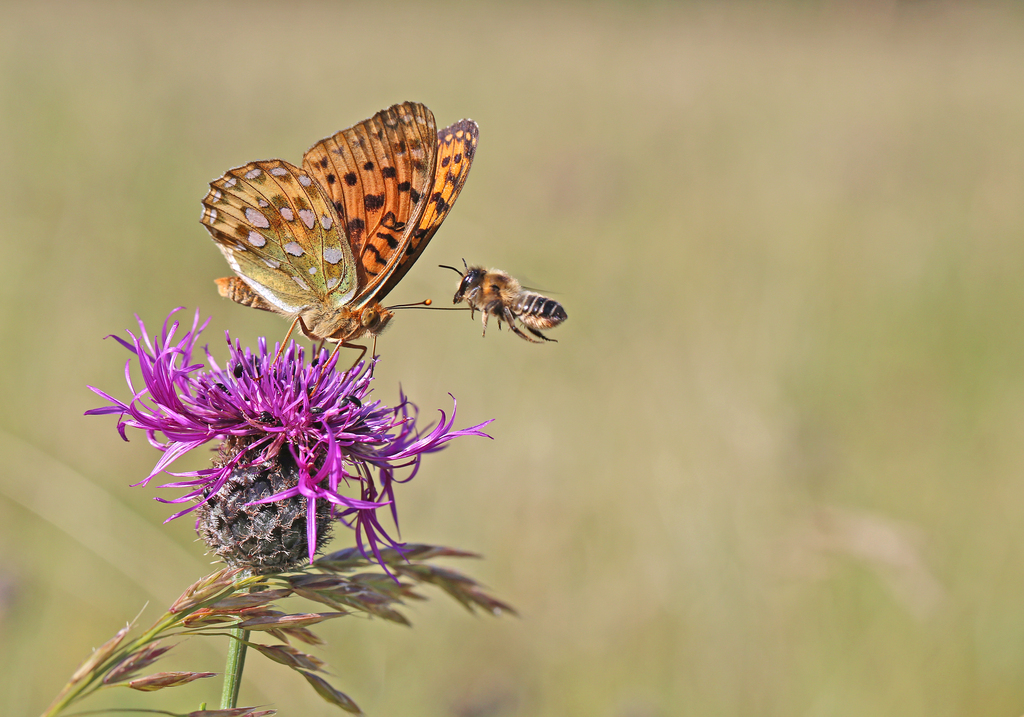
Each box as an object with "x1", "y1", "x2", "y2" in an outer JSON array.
[
  {"x1": 245, "y1": 168, "x2": 262, "y2": 179},
  {"x1": 322, "y1": 247, "x2": 343, "y2": 264},
  {"x1": 284, "y1": 241, "x2": 304, "y2": 256},
  {"x1": 280, "y1": 207, "x2": 294, "y2": 221},
  {"x1": 327, "y1": 276, "x2": 341, "y2": 290},
  {"x1": 257, "y1": 199, "x2": 269, "y2": 208},
  {"x1": 262, "y1": 258, "x2": 281, "y2": 269},
  {"x1": 320, "y1": 213, "x2": 333, "y2": 230},
  {"x1": 298, "y1": 175, "x2": 311, "y2": 187},
  {"x1": 244, "y1": 208, "x2": 270, "y2": 229},
  {"x1": 225, "y1": 177, "x2": 237, "y2": 188},
  {"x1": 298, "y1": 209, "x2": 315, "y2": 229},
  {"x1": 292, "y1": 275, "x2": 310, "y2": 291},
  {"x1": 247, "y1": 230, "x2": 266, "y2": 247},
  {"x1": 270, "y1": 167, "x2": 288, "y2": 176}
]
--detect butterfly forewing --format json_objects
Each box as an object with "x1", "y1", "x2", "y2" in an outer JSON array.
[
  {"x1": 200, "y1": 160, "x2": 357, "y2": 314},
  {"x1": 302, "y1": 102, "x2": 437, "y2": 302},
  {"x1": 375, "y1": 119, "x2": 480, "y2": 300},
  {"x1": 201, "y1": 102, "x2": 478, "y2": 344}
]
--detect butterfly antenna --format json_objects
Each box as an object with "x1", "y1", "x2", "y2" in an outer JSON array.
[
  {"x1": 388, "y1": 298, "x2": 470, "y2": 313},
  {"x1": 274, "y1": 316, "x2": 302, "y2": 366},
  {"x1": 387, "y1": 299, "x2": 434, "y2": 310}
]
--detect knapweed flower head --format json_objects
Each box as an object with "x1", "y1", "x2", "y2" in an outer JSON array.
[{"x1": 87, "y1": 309, "x2": 492, "y2": 571}]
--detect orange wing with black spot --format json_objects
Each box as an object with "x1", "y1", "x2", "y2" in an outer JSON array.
[
  {"x1": 301, "y1": 102, "x2": 437, "y2": 304},
  {"x1": 374, "y1": 119, "x2": 480, "y2": 301}
]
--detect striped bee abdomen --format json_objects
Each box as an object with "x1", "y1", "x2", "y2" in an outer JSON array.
[{"x1": 514, "y1": 292, "x2": 567, "y2": 331}]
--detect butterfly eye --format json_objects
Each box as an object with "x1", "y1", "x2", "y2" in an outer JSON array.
[{"x1": 360, "y1": 306, "x2": 393, "y2": 333}]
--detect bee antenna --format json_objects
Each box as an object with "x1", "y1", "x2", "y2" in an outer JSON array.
[{"x1": 439, "y1": 263, "x2": 465, "y2": 277}]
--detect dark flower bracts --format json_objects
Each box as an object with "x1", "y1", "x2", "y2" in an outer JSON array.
[{"x1": 87, "y1": 309, "x2": 492, "y2": 570}]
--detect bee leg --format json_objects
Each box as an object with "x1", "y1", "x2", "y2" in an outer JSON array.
[
  {"x1": 526, "y1": 326, "x2": 557, "y2": 342},
  {"x1": 504, "y1": 307, "x2": 543, "y2": 343},
  {"x1": 507, "y1": 321, "x2": 542, "y2": 343},
  {"x1": 480, "y1": 309, "x2": 490, "y2": 337}
]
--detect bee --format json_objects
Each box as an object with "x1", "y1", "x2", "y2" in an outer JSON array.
[{"x1": 440, "y1": 261, "x2": 567, "y2": 343}]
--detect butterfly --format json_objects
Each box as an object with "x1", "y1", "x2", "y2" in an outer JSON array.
[{"x1": 199, "y1": 102, "x2": 478, "y2": 347}]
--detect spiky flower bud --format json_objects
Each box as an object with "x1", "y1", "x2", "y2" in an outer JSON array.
[
  {"x1": 87, "y1": 309, "x2": 492, "y2": 570},
  {"x1": 195, "y1": 437, "x2": 334, "y2": 570}
]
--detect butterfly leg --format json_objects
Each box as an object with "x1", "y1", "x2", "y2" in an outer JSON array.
[
  {"x1": 273, "y1": 315, "x2": 303, "y2": 365},
  {"x1": 309, "y1": 340, "x2": 367, "y2": 396},
  {"x1": 312, "y1": 339, "x2": 327, "y2": 365},
  {"x1": 322, "y1": 340, "x2": 367, "y2": 373}
]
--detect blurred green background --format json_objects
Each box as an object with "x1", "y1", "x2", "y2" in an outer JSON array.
[{"x1": 3, "y1": 1, "x2": 1024, "y2": 715}]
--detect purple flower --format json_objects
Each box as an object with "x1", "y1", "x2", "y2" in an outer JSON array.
[{"x1": 87, "y1": 308, "x2": 492, "y2": 570}]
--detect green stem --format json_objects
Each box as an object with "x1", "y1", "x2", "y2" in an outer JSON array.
[{"x1": 219, "y1": 626, "x2": 250, "y2": 709}]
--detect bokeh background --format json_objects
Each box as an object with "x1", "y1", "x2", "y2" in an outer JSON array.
[{"x1": 3, "y1": 1, "x2": 1024, "y2": 715}]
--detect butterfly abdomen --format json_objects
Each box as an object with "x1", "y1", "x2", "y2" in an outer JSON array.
[{"x1": 215, "y1": 277, "x2": 277, "y2": 313}]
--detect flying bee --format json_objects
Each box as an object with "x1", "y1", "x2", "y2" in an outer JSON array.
[{"x1": 440, "y1": 261, "x2": 567, "y2": 343}]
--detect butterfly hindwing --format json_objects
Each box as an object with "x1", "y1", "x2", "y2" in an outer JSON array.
[
  {"x1": 302, "y1": 102, "x2": 437, "y2": 304},
  {"x1": 200, "y1": 160, "x2": 357, "y2": 314}
]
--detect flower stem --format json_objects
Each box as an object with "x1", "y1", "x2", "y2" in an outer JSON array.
[{"x1": 219, "y1": 626, "x2": 250, "y2": 709}]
